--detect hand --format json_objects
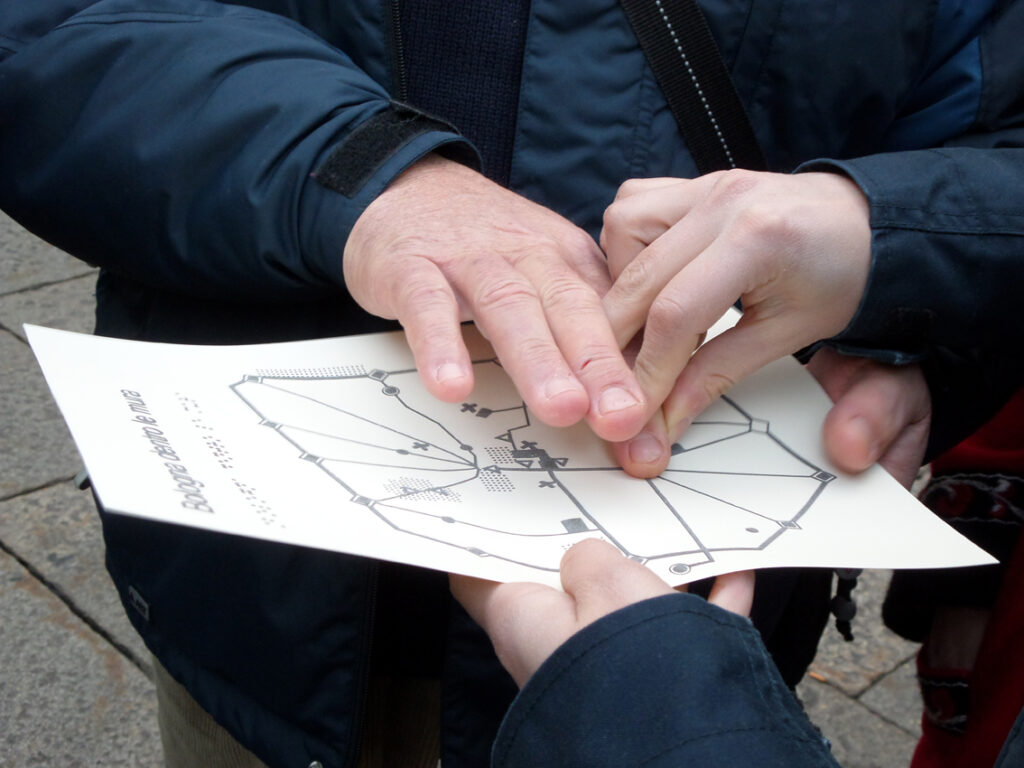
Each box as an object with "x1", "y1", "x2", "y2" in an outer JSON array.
[
  {"x1": 344, "y1": 155, "x2": 648, "y2": 441},
  {"x1": 450, "y1": 538, "x2": 755, "y2": 687},
  {"x1": 807, "y1": 347, "x2": 931, "y2": 489},
  {"x1": 600, "y1": 170, "x2": 872, "y2": 473}
]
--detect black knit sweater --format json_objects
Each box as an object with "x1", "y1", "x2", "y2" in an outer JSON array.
[{"x1": 399, "y1": 0, "x2": 531, "y2": 185}]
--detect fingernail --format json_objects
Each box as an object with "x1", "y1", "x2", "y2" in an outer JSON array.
[
  {"x1": 545, "y1": 375, "x2": 582, "y2": 401},
  {"x1": 436, "y1": 362, "x2": 466, "y2": 384},
  {"x1": 628, "y1": 431, "x2": 664, "y2": 465},
  {"x1": 848, "y1": 416, "x2": 879, "y2": 463},
  {"x1": 597, "y1": 386, "x2": 641, "y2": 416}
]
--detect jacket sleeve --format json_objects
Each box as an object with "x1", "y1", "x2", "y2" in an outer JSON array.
[
  {"x1": 799, "y1": 0, "x2": 1024, "y2": 456},
  {"x1": 811, "y1": 148, "x2": 1024, "y2": 458},
  {"x1": 0, "y1": 0, "x2": 475, "y2": 302},
  {"x1": 492, "y1": 593, "x2": 839, "y2": 768}
]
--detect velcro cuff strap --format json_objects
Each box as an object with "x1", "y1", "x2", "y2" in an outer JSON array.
[{"x1": 314, "y1": 101, "x2": 476, "y2": 198}]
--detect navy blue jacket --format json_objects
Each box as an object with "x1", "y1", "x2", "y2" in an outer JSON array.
[
  {"x1": 497, "y1": 593, "x2": 1024, "y2": 768},
  {"x1": 495, "y1": 594, "x2": 840, "y2": 767},
  {"x1": 2, "y1": 1, "x2": 1024, "y2": 766}
]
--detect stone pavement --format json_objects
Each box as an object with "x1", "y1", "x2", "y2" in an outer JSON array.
[{"x1": 1, "y1": 210, "x2": 923, "y2": 767}]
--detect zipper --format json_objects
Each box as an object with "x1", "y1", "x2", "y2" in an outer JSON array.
[
  {"x1": 344, "y1": 562, "x2": 380, "y2": 767},
  {"x1": 387, "y1": 0, "x2": 409, "y2": 100}
]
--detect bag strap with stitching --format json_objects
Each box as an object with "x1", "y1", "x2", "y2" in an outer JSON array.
[{"x1": 619, "y1": 0, "x2": 766, "y2": 174}]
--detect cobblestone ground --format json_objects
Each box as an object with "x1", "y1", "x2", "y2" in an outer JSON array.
[{"x1": 1, "y1": 211, "x2": 922, "y2": 767}]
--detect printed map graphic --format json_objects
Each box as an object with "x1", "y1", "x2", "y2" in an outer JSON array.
[
  {"x1": 25, "y1": 321, "x2": 994, "y2": 587},
  {"x1": 231, "y1": 358, "x2": 835, "y2": 583}
]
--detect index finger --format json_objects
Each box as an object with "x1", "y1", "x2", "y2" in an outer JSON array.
[
  {"x1": 600, "y1": 177, "x2": 693, "y2": 280},
  {"x1": 602, "y1": 175, "x2": 727, "y2": 352},
  {"x1": 390, "y1": 258, "x2": 476, "y2": 403},
  {"x1": 466, "y1": 242, "x2": 650, "y2": 442},
  {"x1": 621, "y1": 232, "x2": 754, "y2": 429}
]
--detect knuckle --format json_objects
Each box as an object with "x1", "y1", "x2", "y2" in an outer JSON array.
[
  {"x1": 396, "y1": 275, "x2": 451, "y2": 310},
  {"x1": 473, "y1": 277, "x2": 538, "y2": 313},
  {"x1": 645, "y1": 292, "x2": 690, "y2": 338},
  {"x1": 707, "y1": 168, "x2": 759, "y2": 203},
  {"x1": 539, "y1": 273, "x2": 595, "y2": 309},
  {"x1": 612, "y1": 253, "x2": 656, "y2": 298},
  {"x1": 562, "y1": 225, "x2": 603, "y2": 262},
  {"x1": 701, "y1": 370, "x2": 737, "y2": 402},
  {"x1": 506, "y1": 337, "x2": 562, "y2": 378},
  {"x1": 384, "y1": 231, "x2": 436, "y2": 259},
  {"x1": 616, "y1": 178, "x2": 649, "y2": 200},
  {"x1": 574, "y1": 345, "x2": 622, "y2": 376},
  {"x1": 601, "y1": 198, "x2": 633, "y2": 236},
  {"x1": 731, "y1": 203, "x2": 797, "y2": 251}
]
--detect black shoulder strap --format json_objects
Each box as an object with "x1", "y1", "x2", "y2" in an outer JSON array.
[{"x1": 619, "y1": 0, "x2": 766, "y2": 174}]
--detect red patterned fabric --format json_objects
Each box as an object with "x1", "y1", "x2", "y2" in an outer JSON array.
[
  {"x1": 931, "y1": 389, "x2": 1024, "y2": 476},
  {"x1": 912, "y1": 535, "x2": 1024, "y2": 767},
  {"x1": 911, "y1": 389, "x2": 1024, "y2": 768}
]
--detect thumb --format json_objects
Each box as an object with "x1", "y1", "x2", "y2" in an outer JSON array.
[
  {"x1": 810, "y1": 351, "x2": 931, "y2": 488},
  {"x1": 706, "y1": 570, "x2": 755, "y2": 617},
  {"x1": 660, "y1": 318, "x2": 803, "y2": 439},
  {"x1": 560, "y1": 539, "x2": 674, "y2": 626}
]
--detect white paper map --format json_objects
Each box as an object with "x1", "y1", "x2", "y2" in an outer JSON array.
[{"x1": 26, "y1": 317, "x2": 994, "y2": 588}]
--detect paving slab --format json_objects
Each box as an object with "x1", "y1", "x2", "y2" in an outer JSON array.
[
  {"x1": 0, "y1": 329, "x2": 82, "y2": 499},
  {"x1": 0, "y1": 210, "x2": 93, "y2": 295},
  {"x1": 0, "y1": 481, "x2": 150, "y2": 669},
  {"x1": 0, "y1": 272, "x2": 97, "y2": 340},
  {"x1": 860, "y1": 657, "x2": 924, "y2": 738},
  {"x1": 809, "y1": 568, "x2": 920, "y2": 696},
  {"x1": 0, "y1": 549, "x2": 161, "y2": 766},
  {"x1": 798, "y1": 677, "x2": 917, "y2": 768}
]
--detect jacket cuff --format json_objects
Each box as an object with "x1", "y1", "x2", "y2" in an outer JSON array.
[
  {"x1": 313, "y1": 100, "x2": 479, "y2": 198},
  {"x1": 795, "y1": 153, "x2": 1024, "y2": 457},
  {"x1": 301, "y1": 101, "x2": 479, "y2": 289},
  {"x1": 795, "y1": 157, "x2": 938, "y2": 365}
]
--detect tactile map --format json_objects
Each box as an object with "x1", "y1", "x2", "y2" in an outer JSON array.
[{"x1": 26, "y1": 314, "x2": 993, "y2": 588}]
